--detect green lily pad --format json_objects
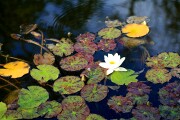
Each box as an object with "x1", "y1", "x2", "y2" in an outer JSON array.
[
  {"x1": 159, "y1": 105, "x2": 180, "y2": 120},
  {"x1": 30, "y1": 65, "x2": 60, "y2": 83},
  {"x1": 5, "y1": 110, "x2": 22, "y2": 120},
  {"x1": 110, "y1": 70, "x2": 138, "y2": 85},
  {"x1": 86, "y1": 114, "x2": 105, "y2": 120},
  {"x1": 81, "y1": 66, "x2": 105, "y2": 84},
  {"x1": 0, "y1": 102, "x2": 7, "y2": 118},
  {"x1": 146, "y1": 57, "x2": 164, "y2": 68},
  {"x1": 145, "y1": 69, "x2": 172, "y2": 84},
  {"x1": 60, "y1": 54, "x2": 88, "y2": 71},
  {"x1": 17, "y1": 107, "x2": 40, "y2": 119},
  {"x1": 98, "y1": 27, "x2": 121, "y2": 39},
  {"x1": 38, "y1": 101, "x2": 62, "y2": 118},
  {"x1": 107, "y1": 96, "x2": 134, "y2": 113},
  {"x1": 53, "y1": 76, "x2": 84, "y2": 94},
  {"x1": 18, "y1": 86, "x2": 49, "y2": 109},
  {"x1": 81, "y1": 84, "x2": 108, "y2": 102},
  {"x1": 48, "y1": 38, "x2": 74, "y2": 57}
]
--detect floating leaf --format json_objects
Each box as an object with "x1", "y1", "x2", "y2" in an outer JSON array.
[
  {"x1": 110, "y1": 70, "x2": 138, "y2": 85},
  {"x1": 86, "y1": 114, "x2": 105, "y2": 120},
  {"x1": 127, "y1": 82, "x2": 151, "y2": 95},
  {"x1": 5, "y1": 110, "x2": 22, "y2": 119},
  {"x1": 98, "y1": 27, "x2": 121, "y2": 39},
  {"x1": 105, "y1": 19, "x2": 122, "y2": 27},
  {"x1": 97, "y1": 39, "x2": 116, "y2": 52},
  {"x1": 30, "y1": 65, "x2": 60, "y2": 83},
  {"x1": 81, "y1": 65, "x2": 105, "y2": 84},
  {"x1": 76, "y1": 53, "x2": 94, "y2": 63},
  {"x1": 107, "y1": 96, "x2": 134, "y2": 113},
  {"x1": 0, "y1": 102, "x2": 7, "y2": 118},
  {"x1": 60, "y1": 54, "x2": 88, "y2": 71},
  {"x1": 132, "y1": 105, "x2": 161, "y2": 120},
  {"x1": 38, "y1": 101, "x2": 62, "y2": 118},
  {"x1": 76, "y1": 32, "x2": 95, "y2": 42},
  {"x1": 49, "y1": 38, "x2": 74, "y2": 57},
  {"x1": 0, "y1": 61, "x2": 30, "y2": 78},
  {"x1": 17, "y1": 107, "x2": 40, "y2": 119},
  {"x1": 74, "y1": 41, "x2": 98, "y2": 55},
  {"x1": 18, "y1": 86, "x2": 49, "y2": 109},
  {"x1": 159, "y1": 105, "x2": 180, "y2": 120},
  {"x1": 81, "y1": 84, "x2": 108, "y2": 102},
  {"x1": 126, "y1": 93, "x2": 149, "y2": 105},
  {"x1": 53, "y1": 76, "x2": 84, "y2": 94},
  {"x1": 33, "y1": 52, "x2": 55, "y2": 65},
  {"x1": 171, "y1": 68, "x2": 180, "y2": 79},
  {"x1": 122, "y1": 23, "x2": 149, "y2": 38},
  {"x1": 4, "y1": 89, "x2": 20, "y2": 104},
  {"x1": 145, "y1": 69, "x2": 172, "y2": 84},
  {"x1": 158, "y1": 81, "x2": 180, "y2": 106},
  {"x1": 126, "y1": 16, "x2": 149, "y2": 24},
  {"x1": 146, "y1": 57, "x2": 164, "y2": 68}
]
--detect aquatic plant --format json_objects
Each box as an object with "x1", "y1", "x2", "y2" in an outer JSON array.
[
  {"x1": 126, "y1": 16, "x2": 149, "y2": 24},
  {"x1": 126, "y1": 93, "x2": 149, "y2": 105},
  {"x1": 86, "y1": 114, "x2": 105, "y2": 120},
  {"x1": 33, "y1": 52, "x2": 55, "y2": 65},
  {"x1": 76, "y1": 32, "x2": 96, "y2": 42},
  {"x1": 98, "y1": 27, "x2": 121, "y2": 39},
  {"x1": 97, "y1": 39, "x2": 116, "y2": 52},
  {"x1": 105, "y1": 19, "x2": 123, "y2": 27},
  {"x1": 0, "y1": 102, "x2": 7, "y2": 119}
]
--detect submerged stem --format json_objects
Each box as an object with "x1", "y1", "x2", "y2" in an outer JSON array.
[
  {"x1": 0, "y1": 54, "x2": 29, "y2": 63},
  {"x1": 0, "y1": 77, "x2": 20, "y2": 89}
]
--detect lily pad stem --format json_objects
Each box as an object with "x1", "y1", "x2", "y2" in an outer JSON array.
[
  {"x1": 0, "y1": 54, "x2": 29, "y2": 63},
  {"x1": 38, "y1": 30, "x2": 45, "y2": 55},
  {"x1": 0, "y1": 76, "x2": 19, "y2": 89}
]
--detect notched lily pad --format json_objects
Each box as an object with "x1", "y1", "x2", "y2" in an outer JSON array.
[
  {"x1": 110, "y1": 70, "x2": 138, "y2": 85},
  {"x1": 18, "y1": 86, "x2": 49, "y2": 108},
  {"x1": 33, "y1": 52, "x2": 55, "y2": 65},
  {"x1": 53, "y1": 76, "x2": 84, "y2": 94},
  {"x1": 97, "y1": 39, "x2": 116, "y2": 52},
  {"x1": 145, "y1": 69, "x2": 172, "y2": 84},
  {"x1": 60, "y1": 54, "x2": 88, "y2": 71},
  {"x1": 30, "y1": 65, "x2": 60, "y2": 83},
  {"x1": 86, "y1": 114, "x2": 105, "y2": 120},
  {"x1": 98, "y1": 27, "x2": 121, "y2": 39},
  {"x1": 81, "y1": 84, "x2": 108, "y2": 102},
  {"x1": 76, "y1": 32, "x2": 95, "y2": 42},
  {"x1": 107, "y1": 96, "x2": 134, "y2": 113},
  {"x1": 38, "y1": 101, "x2": 62, "y2": 118},
  {"x1": 48, "y1": 38, "x2": 74, "y2": 57}
]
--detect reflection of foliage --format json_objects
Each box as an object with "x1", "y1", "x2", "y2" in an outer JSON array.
[
  {"x1": 60, "y1": 54, "x2": 88, "y2": 71},
  {"x1": 132, "y1": 105, "x2": 161, "y2": 120},
  {"x1": 145, "y1": 69, "x2": 172, "y2": 84},
  {"x1": 81, "y1": 84, "x2": 108, "y2": 102},
  {"x1": 97, "y1": 39, "x2": 116, "y2": 52},
  {"x1": 110, "y1": 70, "x2": 138, "y2": 85},
  {"x1": 18, "y1": 86, "x2": 49, "y2": 109},
  {"x1": 126, "y1": 93, "x2": 149, "y2": 105},
  {"x1": 30, "y1": 65, "x2": 60, "y2": 83},
  {"x1": 127, "y1": 82, "x2": 151, "y2": 95},
  {"x1": 86, "y1": 114, "x2": 105, "y2": 120},
  {"x1": 107, "y1": 96, "x2": 134, "y2": 113},
  {"x1": 76, "y1": 32, "x2": 95, "y2": 42},
  {"x1": 159, "y1": 105, "x2": 180, "y2": 120},
  {"x1": 33, "y1": 52, "x2": 55, "y2": 65},
  {"x1": 158, "y1": 81, "x2": 180, "y2": 106},
  {"x1": 53, "y1": 76, "x2": 84, "y2": 94},
  {"x1": 98, "y1": 27, "x2": 121, "y2": 39}
]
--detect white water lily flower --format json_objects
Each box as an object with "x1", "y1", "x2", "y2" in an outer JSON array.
[{"x1": 99, "y1": 53, "x2": 127, "y2": 75}]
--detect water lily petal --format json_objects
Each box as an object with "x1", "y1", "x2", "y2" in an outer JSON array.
[
  {"x1": 108, "y1": 54, "x2": 114, "y2": 58},
  {"x1": 114, "y1": 67, "x2": 127, "y2": 71},
  {"x1": 117, "y1": 57, "x2": 125, "y2": 67},
  {"x1": 104, "y1": 55, "x2": 109, "y2": 63},
  {"x1": 106, "y1": 69, "x2": 114, "y2": 75},
  {"x1": 99, "y1": 62, "x2": 110, "y2": 69}
]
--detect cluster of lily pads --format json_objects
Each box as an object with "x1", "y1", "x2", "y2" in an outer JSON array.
[{"x1": 0, "y1": 16, "x2": 180, "y2": 120}]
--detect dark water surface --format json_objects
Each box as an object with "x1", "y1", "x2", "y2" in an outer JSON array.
[{"x1": 0, "y1": 0, "x2": 180, "y2": 119}]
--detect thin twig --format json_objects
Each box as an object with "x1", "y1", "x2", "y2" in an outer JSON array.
[
  {"x1": 38, "y1": 30, "x2": 44, "y2": 55},
  {"x1": 0, "y1": 84, "x2": 10, "y2": 89},
  {"x1": 0, "y1": 54, "x2": 29, "y2": 63},
  {"x1": 0, "y1": 76, "x2": 19, "y2": 89}
]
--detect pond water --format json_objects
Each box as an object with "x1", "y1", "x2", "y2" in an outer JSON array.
[{"x1": 0, "y1": 0, "x2": 179, "y2": 120}]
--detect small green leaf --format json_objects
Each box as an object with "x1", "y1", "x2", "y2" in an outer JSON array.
[
  {"x1": 17, "y1": 107, "x2": 40, "y2": 119},
  {"x1": 0, "y1": 102, "x2": 7, "y2": 118},
  {"x1": 110, "y1": 70, "x2": 138, "y2": 85},
  {"x1": 86, "y1": 114, "x2": 105, "y2": 120},
  {"x1": 98, "y1": 27, "x2": 121, "y2": 39},
  {"x1": 30, "y1": 65, "x2": 60, "y2": 83},
  {"x1": 18, "y1": 86, "x2": 49, "y2": 109},
  {"x1": 53, "y1": 76, "x2": 84, "y2": 94}
]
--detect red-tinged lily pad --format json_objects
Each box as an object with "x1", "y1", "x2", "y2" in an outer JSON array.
[
  {"x1": 97, "y1": 39, "x2": 116, "y2": 52},
  {"x1": 132, "y1": 105, "x2": 161, "y2": 120},
  {"x1": 17, "y1": 107, "x2": 40, "y2": 119},
  {"x1": 76, "y1": 53, "x2": 94, "y2": 63},
  {"x1": 57, "y1": 104, "x2": 90, "y2": 120},
  {"x1": 48, "y1": 38, "x2": 74, "y2": 57},
  {"x1": 98, "y1": 27, "x2": 121, "y2": 39},
  {"x1": 33, "y1": 52, "x2": 55, "y2": 65},
  {"x1": 107, "y1": 96, "x2": 134, "y2": 113},
  {"x1": 86, "y1": 114, "x2": 105, "y2": 120},
  {"x1": 126, "y1": 93, "x2": 149, "y2": 105},
  {"x1": 81, "y1": 65, "x2": 105, "y2": 84},
  {"x1": 159, "y1": 105, "x2": 180, "y2": 120},
  {"x1": 127, "y1": 82, "x2": 151, "y2": 95},
  {"x1": 74, "y1": 41, "x2": 98, "y2": 55},
  {"x1": 60, "y1": 54, "x2": 88, "y2": 71},
  {"x1": 170, "y1": 68, "x2": 180, "y2": 79},
  {"x1": 61, "y1": 96, "x2": 86, "y2": 110},
  {"x1": 158, "y1": 81, "x2": 180, "y2": 106},
  {"x1": 146, "y1": 57, "x2": 165, "y2": 68},
  {"x1": 81, "y1": 84, "x2": 108, "y2": 102},
  {"x1": 145, "y1": 69, "x2": 172, "y2": 84},
  {"x1": 5, "y1": 110, "x2": 23, "y2": 119},
  {"x1": 76, "y1": 32, "x2": 95, "y2": 42},
  {"x1": 37, "y1": 101, "x2": 62, "y2": 118},
  {"x1": 53, "y1": 76, "x2": 84, "y2": 94}
]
